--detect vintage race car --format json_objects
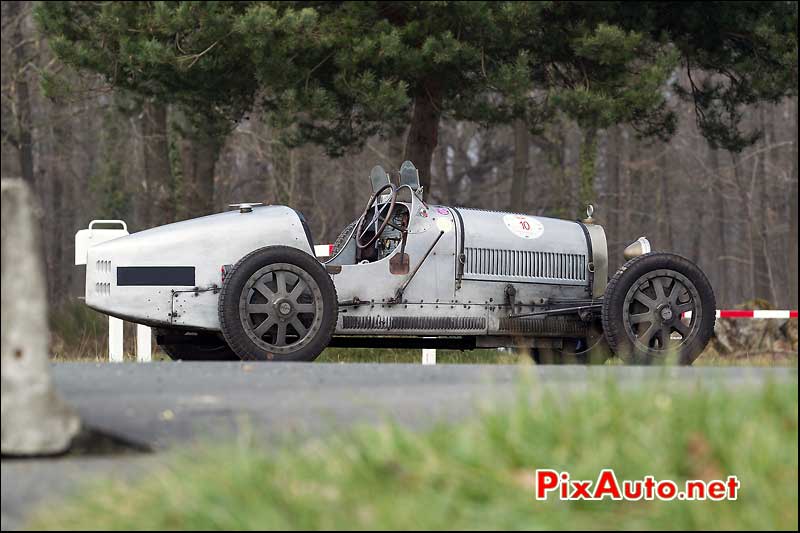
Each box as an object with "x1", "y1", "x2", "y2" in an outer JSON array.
[{"x1": 79, "y1": 161, "x2": 715, "y2": 364}]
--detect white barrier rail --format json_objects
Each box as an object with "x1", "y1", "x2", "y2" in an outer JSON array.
[
  {"x1": 107, "y1": 317, "x2": 152, "y2": 363},
  {"x1": 136, "y1": 324, "x2": 152, "y2": 362},
  {"x1": 108, "y1": 316, "x2": 124, "y2": 363}
]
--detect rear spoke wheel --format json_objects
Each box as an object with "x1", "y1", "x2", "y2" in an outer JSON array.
[
  {"x1": 602, "y1": 253, "x2": 715, "y2": 365},
  {"x1": 623, "y1": 270, "x2": 700, "y2": 355}
]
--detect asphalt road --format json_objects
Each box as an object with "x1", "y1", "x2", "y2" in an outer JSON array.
[{"x1": 2, "y1": 363, "x2": 797, "y2": 530}]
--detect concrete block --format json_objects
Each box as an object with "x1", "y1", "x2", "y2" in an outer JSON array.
[{"x1": 1, "y1": 179, "x2": 80, "y2": 455}]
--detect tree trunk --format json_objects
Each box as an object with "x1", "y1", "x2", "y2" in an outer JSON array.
[
  {"x1": 690, "y1": 153, "x2": 711, "y2": 266},
  {"x1": 403, "y1": 83, "x2": 442, "y2": 193},
  {"x1": 387, "y1": 129, "x2": 406, "y2": 172},
  {"x1": 579, "y1": 127, "x2": 598, "y2": 214},
  {"x1": 8, "y1": 1, "x2": 35, "y2": 189},
  {"x1": 606, "y1": 126, "x2": 621, "y2": 245},
  {"x1": 141, "y1": 102, "x2": 174, "y2": 226},
  {"x1": 296, "y1": 147, "x2": 318, "y2": 233},
  {"x1": 532, "y1": 125, "x2": 568, "y2": 218},
  {"x1": 753, "y1": 107, "x2": 774, "y2": 303},
  {"x1": 657, "y1": 158, "x2": 673, "y2": 250},
  {"x1": 510, "y1": 120, "x2": 530, "y2": 213},
  {"x1": 709, "y1": 147, "x2": 728, "y2": 305},
  {"x1": 619, "y1": 129, "x2": 631, "y2": 244},
  {"x1": 789, "y1": 98, "x2": 799, "y2": 309},
  {"x1": 181, "y1": 133, "x2": 220, "y2": 218},
  {"x1": 730, "y1": 152, "x2": 754, "y2": 300},
  {"x1": 338, "y1": 158, "x2": 357, "y2": 227}
]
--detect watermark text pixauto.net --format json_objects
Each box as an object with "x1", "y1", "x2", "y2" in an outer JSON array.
[{"x1": 535, "y1": 469, "x2": 739, "y2": 501}]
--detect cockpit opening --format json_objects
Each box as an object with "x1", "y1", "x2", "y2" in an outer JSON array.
[{"x1": 326, "y1": 161, "x2": 422, "y2": 266}]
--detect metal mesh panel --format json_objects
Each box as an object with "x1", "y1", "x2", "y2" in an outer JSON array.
[
  {"x1": 498, "y1": 316, "x2": 588, "y2": 336},
  {"x1": 342, "y1": 315, "x2": 486, "y2": 331},
  {"x1": 464, "y1": 248, "x2": 586, "y2": 281}
]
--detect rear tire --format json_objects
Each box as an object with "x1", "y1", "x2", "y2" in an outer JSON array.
[
  {"x1": 332, "y1": 220, "x2": 358, "y2": 256},
  {"x1": 602, "y1": 253, "x2": 715, "y2": 365},
  {"x1": 532, "y1": 340, "x2": 583, "y2": 364},
  {"x1": 531, "y1": 323, "x2": 611, "y2": 365},
  {"x1": 218, "y1": 246, "x2": 338, "y2": 361}
]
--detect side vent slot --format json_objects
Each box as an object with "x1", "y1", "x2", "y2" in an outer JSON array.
[{"x1": 464, "y1": 248, "x2": 586, "y2": 281}]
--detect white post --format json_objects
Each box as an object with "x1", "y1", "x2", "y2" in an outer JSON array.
[
  {"x1": 108, "y1": 316, "x2": 124, "y2": 363},
  {"x1": 136, "y1": 324, "x2": 152, "y2": 362},
  {"x1": 422, "y1": 348, "x2": 436, "y2": 365}
]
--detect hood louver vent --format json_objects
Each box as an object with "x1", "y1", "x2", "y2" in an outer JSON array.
[{"x1": 464, "y1": 248, "x2": 586, "y2": 282}]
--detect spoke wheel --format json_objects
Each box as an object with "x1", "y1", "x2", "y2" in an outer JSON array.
[
  {"x1": 218, "y1": 246, "x2": 338, "y2": 362},
  {"x1": 622, "y1": 269, "x2": 701, "y2": 354},
  {"x1": 602, "y1": 253, "x2": 715, "y2": 365},
  {"x1": 239, "y1": 264, "x2": 324, "y2": 354}
]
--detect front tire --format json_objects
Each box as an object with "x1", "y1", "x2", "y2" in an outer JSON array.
[
  {"x1": 218, "y1": 246, "x2": 338, "y2": 361},
  {"x1": 602, "y1": 253, "x2": 715, "y2": 365}
]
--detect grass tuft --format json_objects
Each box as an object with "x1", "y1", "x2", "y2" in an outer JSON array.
[
  {"x1": 30, "y1": 379, "x2": 798, "y2": 530},
  {"x1": 317, "y1": 347, "x2": 528, "y2": 364}
]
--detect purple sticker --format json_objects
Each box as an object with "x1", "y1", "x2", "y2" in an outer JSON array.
[{"x1": 436, "y1": 207, "x2": 450, "y2": 215}]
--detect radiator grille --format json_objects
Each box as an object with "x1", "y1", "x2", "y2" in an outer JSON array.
[{"x1": 464, "y1": 248, "x2": 586, "y2": 281}]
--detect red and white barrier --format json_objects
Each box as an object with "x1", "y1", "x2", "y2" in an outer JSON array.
[{"x1": 684, "y1": 310, "x2": 798, "y2": 319}]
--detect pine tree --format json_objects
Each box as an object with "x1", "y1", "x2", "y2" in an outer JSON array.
[{"x1": 37, "y1": 1, "x2": 797, "y2": 193}]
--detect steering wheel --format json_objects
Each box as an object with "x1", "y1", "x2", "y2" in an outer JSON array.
[{"x1": 356, "y1": 183, "x2": 399, "y2": 249}]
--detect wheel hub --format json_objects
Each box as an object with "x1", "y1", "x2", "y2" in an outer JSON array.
[
  {"x1": 658, "y1": 305, "x2": 674, "y2": 322},
  {"x1": 275, "y1": 299, "x2": 293, "y2": 318}
]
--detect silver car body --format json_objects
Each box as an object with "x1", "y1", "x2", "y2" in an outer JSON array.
[
  {"x1": 85, "y1": 188, "x2": 608, "y2": 344},
  {"x1": 86, "y1": 206, "x2": 313, "y2": 329}
]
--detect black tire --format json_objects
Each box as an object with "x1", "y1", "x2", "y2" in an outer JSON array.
[
  {"x1": 532, "y1": 340, "x2": 583, "y2": 365},
  {"x1": 218, "y1": 246, "x2": 338, "y2": 361},
  {"x1": 531, "y1": 323, "x2": 611, "y2": 365},
  {"x1": 602, "y1": 252, "x2": 715, "y2": 365},
  {"x1": 154, "y1": 328, "x2": 238, "y2": 361},
  {"x1": 583, "y1": 320, "x2": 614, "y2": 364},
  {"x1": 332, "y1": 220, "x2": 358, "y2": 256}
]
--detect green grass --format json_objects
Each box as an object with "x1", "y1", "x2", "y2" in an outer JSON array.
[
  {"x1": 694, "y1": 351, "x2": 798, "y2": 367},
  {"x1": 49, "y1": 301, "x2": 111, "y2": 360},
  {"x1": 319, "y1": 347, "x2": 799, "y2": 366},
  {"x1": 31, "y1": 379, "x2": 798, "y2": 530},
  {"x1": 49, "y1": 301, "x2": 149, "y2": 361}
]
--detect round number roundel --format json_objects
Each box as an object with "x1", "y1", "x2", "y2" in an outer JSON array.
[{"x1": 503, "y1": 214, "x2": 544, "y2": 239}]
